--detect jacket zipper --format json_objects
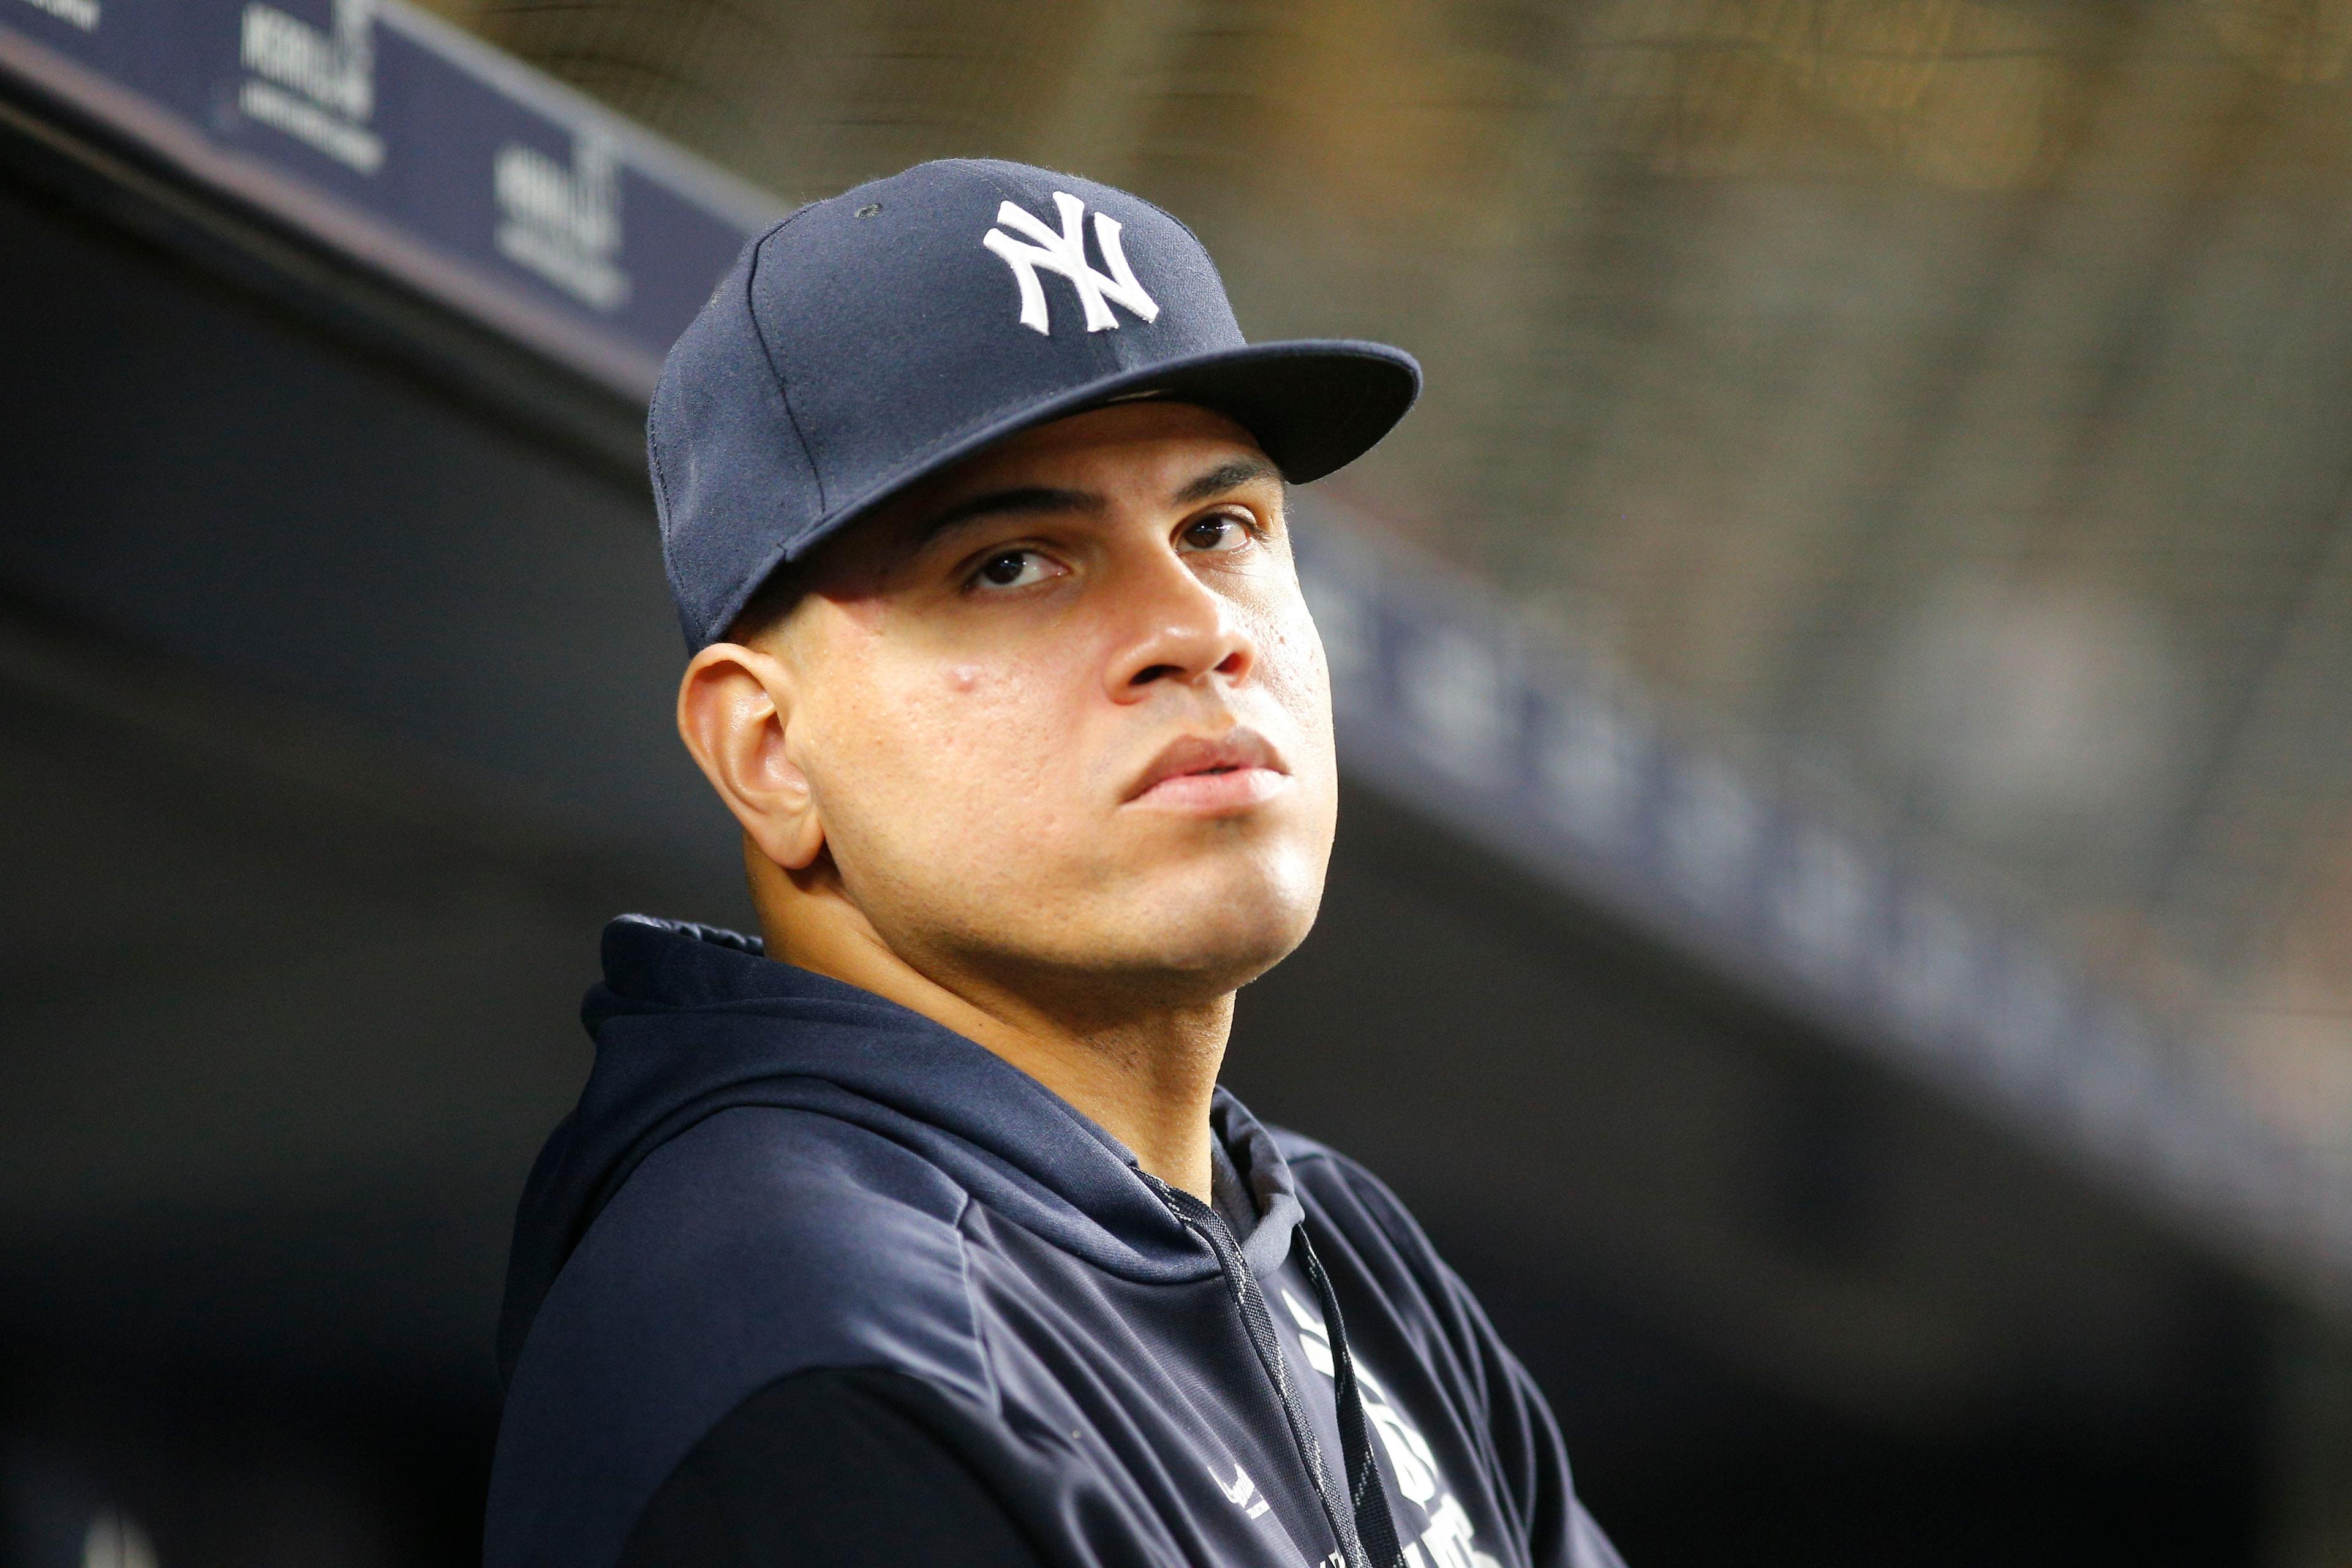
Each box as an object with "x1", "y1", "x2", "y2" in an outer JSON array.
[{"x1": 1141, "y1": 1173, "x2": 1404, "y2": 1568}]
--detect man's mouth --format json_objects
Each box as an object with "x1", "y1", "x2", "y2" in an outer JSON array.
[{"x1": 1123, "y1": 728, "x2": 1292, "y2": 813}]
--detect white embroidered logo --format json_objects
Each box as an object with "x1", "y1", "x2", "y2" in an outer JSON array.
[
  {"x1": 1216, "y1": 1461, "x2": 1272, "y2": 1520},
  {"x1": 982, "y1": 192, "x2": 1160, "y2": 336},
  {"x1": 1283, "y1": 1289, "x2": 1503, "y2": 1568}
]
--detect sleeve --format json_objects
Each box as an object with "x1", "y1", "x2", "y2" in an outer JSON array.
[
  {"x1": 618, "y1": 1365, "x2": 1055, "y2": 1568},
  {"x1": 1486, "y1": 1343, "x2": 1628, "y2": 1568}
]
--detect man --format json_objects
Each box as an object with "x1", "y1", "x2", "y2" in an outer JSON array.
[{"x1": 486, "y1": 159, "x2": 1621, "y2": 1568}]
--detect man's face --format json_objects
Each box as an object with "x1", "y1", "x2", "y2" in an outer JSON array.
[{"x1": 755, "y1": 401, "x2": 1337, "y2": 1008}]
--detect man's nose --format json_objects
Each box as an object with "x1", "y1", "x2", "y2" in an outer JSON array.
[{"x1": 1104, "y1": 549, "x2": 1257, "y2": 700}]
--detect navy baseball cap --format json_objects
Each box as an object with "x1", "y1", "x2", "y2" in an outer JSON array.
[{"x1": 649, "y1": 157, "x2": 1422, "y2": 649}]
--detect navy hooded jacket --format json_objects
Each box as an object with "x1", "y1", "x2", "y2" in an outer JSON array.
[{"x1": 486, "y1": 916, "x2": 1624, "y2": 1568}]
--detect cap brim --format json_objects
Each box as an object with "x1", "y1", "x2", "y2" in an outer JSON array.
[{"x1": 1086, "y1": 338, "x2": 1423, "y2": 485}]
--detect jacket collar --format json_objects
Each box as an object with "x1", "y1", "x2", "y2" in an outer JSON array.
[{"x1": 503, "y1": 915, "x2": 1311, "y2": 1381}]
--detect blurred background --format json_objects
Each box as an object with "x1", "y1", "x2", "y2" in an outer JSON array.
[{"x1": 5, "y1": 0, "x2": 2352, "y2": 1562}]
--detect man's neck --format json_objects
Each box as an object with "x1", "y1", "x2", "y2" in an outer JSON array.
[{"x1": 760, "y1": 898, "x2": 1229, "y2": 1201}]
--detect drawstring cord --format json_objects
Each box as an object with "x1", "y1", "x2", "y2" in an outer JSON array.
[
  {"x1": 1143, "y1": 1173, "x2": 1406, "y2": 1568},
  {"x1": 1297, "y1": 1227, "x2": 1409, "y2": 1568}
]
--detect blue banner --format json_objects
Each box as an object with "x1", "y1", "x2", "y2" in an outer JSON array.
[{"x1": 0, "y1": 0, "x2": 783, "y2": 395}]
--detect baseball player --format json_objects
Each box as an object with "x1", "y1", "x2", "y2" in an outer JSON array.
[{"x1": 485, "y1": 158, "x2": 1623, "y2": 1568}]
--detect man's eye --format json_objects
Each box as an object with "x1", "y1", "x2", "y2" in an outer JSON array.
[
  {"x1": 972, "y1": 549, "x2": 1055, "y2": 590},
  {"x1": 1180, "y1": 514, "x2": 1252, "y2": 554}
]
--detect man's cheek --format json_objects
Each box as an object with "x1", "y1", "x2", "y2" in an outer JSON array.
[
  {"x1": 1254, "y1": 607, "x2": 1329, "y2": 709},
  {"x1": 888, "y1": 684, "x2": 1063, "y2": 825}
]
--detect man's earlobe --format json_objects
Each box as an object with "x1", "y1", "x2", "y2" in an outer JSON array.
[{"x1": 676, "y1": 644, "x2": 827, "y2": 870}]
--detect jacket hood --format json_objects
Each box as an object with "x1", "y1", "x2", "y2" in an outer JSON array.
[{"x1": 496, "y1": 914, "x2": 1306, "y2": 1385}]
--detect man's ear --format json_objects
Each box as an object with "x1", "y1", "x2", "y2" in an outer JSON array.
[{"x1": 676, "y1": 641, "x2": 826, "y2": 870}]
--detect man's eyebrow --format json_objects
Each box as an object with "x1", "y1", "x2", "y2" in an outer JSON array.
[
  {"x1": 1174, "y1": 456, "x2": 1281, "y2": 505},
  {"x1": 910, "y1": 456, "x2": 1280, "y2": 551},
  {"x1": 913, "y1": 485, "x2": 1102, "y2": 548}
]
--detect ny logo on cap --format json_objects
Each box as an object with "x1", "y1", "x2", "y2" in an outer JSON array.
[{"x1": 982, "y1": 192, "x2": 1160, "y2": 336}]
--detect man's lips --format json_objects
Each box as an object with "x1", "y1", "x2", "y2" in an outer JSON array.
[{"x1": 1123, "y1": 728, "x2": 1292, "y2": 812}]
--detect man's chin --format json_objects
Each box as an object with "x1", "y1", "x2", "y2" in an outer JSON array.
[
  {"x1": 979, "y1": 875, "x2": 1320, "y2": 1011},
  {"x1": 1104, "y1": 873, "x2": 1324, "y2": 997}
]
